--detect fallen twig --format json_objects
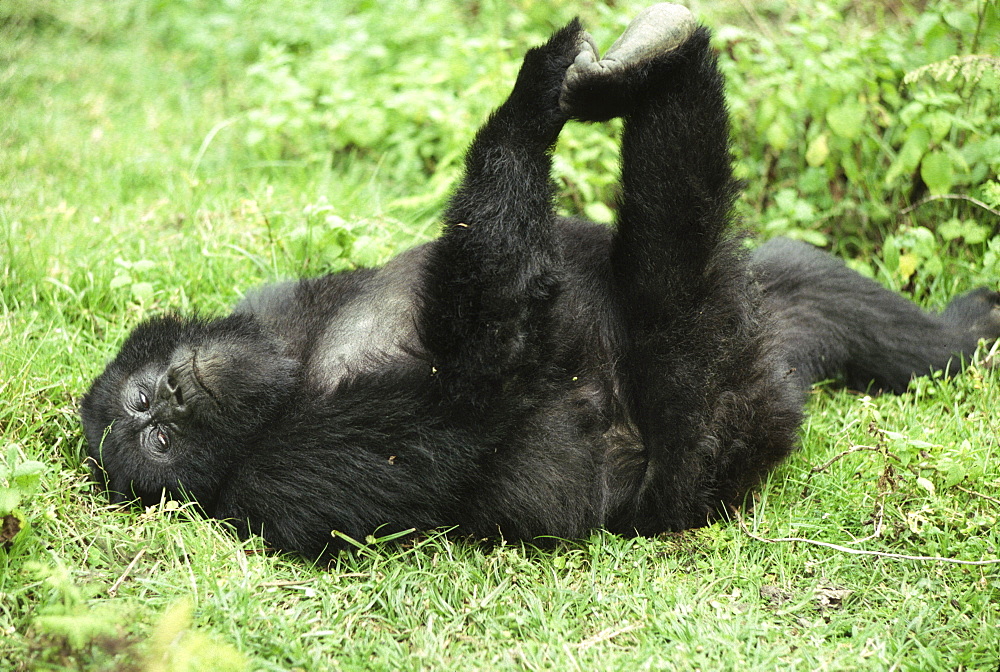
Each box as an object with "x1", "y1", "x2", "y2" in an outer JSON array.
[
  {"x1": 575, "y1": 623, "x2": 643, "y2": 649},
  {"x1": 736, "y1": 510, "x2": 1000, "y2": 566},
  {"x1": 900, "y1": 193, "x2": 1000, "y2": 217},
  {"x1": 809, "y1": 444, "x2": 899, "y2": 474},
  {"x1": 260, "y1": 579, "x2": 317, "y2": 588},
  {"x1": 957, "y1": 486, "x2": 1000, "y2": 507},
  {"x1": 108, "y1": 548, "x2": 147, "y2": 597}
]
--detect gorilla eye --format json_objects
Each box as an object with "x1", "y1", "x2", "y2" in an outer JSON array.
[
  {"x1": 137, "y1": 391, "x2": 151, "y2": 412},
  {"x1": 155, "y1": 428, "x2": 169, "y2": 450}
]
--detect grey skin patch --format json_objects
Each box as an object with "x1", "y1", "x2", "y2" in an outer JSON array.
[
  {"x1": 559, "y1": 3, "x2": 696, "y2": 111},
  {"x1": 307, "y1": 247, "x2": 424, "y2": 390},
  {"x1": 234, "y1": 246, "x2": 428, "y2": 392}
]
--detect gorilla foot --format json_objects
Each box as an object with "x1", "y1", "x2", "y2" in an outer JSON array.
[
  {"x1": 941, "y1": 287, "x2": 1000, "y2": 344},
  {"x1": 559, "y1": 3, "x2": 696, "y2": 119},
  {"x1": 595, "y1": 3, "x2": 695, "y2": 72}
]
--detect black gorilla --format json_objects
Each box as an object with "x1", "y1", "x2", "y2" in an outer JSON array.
[{"x1": 81, "y1": 5, "x2": 999, "y2": 559}]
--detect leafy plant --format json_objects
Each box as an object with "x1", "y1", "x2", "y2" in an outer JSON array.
[
  {"x1": 110, "y1": 257, "x2": 157, "y2": 304},
  {"x1": 721, "y1": 0, "x2": 1000, "y2": 252},
  {"x1": 289, "y1": 199, "x2": 393, "y2": 272},
  {"x1": 0, "y1": 446, "x2": 45, "y2": 548},
  {"x1": 144, "y1": 599, "x2": 248, "y2": 672},
  {"x1": 27, "y1": 563, "x2": 125, "y2": 653}
]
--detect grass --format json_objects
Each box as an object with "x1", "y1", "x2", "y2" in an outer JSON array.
[{"x1": 2, "y1": 0, "x2": 999, "y2": 670}]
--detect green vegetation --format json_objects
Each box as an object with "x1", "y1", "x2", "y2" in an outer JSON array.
[{"x1": 2, "y1": 0, "x2": 998, "y2": 669}]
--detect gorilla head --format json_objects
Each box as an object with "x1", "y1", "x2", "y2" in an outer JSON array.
[{"x1": 81, "y1": 314, "x2": 300, "y2": 508}]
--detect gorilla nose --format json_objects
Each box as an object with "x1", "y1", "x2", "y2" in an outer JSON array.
[{"x1": 157, "y1": 367, "x2": 186, "y2": 409}]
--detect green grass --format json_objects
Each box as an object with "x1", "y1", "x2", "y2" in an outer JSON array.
[{"x1": 2, "y1": 1, "x2": 999, "y2": 670}]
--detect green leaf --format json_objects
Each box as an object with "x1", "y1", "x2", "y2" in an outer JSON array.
[
  {"x1": 32, "y1": 613, "x2": 120, "y2": 651},
  {"x1": 914, "y1": 13, "x2": 942, "y2": 41},
  {"x1": 109, "y1": 273, "x2": 133, "y2": 290},
  {"x1": 943, "y1": 11, "x2": 976, "y2": 33},
  {"x1": 924, "y1": 111, "x2": 952, "y2": 144},
  {"x1": 12, "y1": 460, "x2": 44, "y2": 480},
  {"x1": 944, "y1": 461, "x2": 968, "y2": 487},
  {"x1": 0, "y1": 489, "x2": 21, "y2": 516},
  {"x1": 882, "y1": 236, "x2": 900, "y2": 272},
  {"x1": 898, "y1": 253, "x2": 919, "y2": 282},
  {"x1": 916, "y1": 477, "x2": 936, "y2": 495},
  {"x1": 962, "y1": 222, "x2": 990, "y2": 245},
  {"x1": 840, "y1": 153, "x2": 861, "y2": 183},
  {"x1": 765, "y1": 118, "x2": 793, "y2": 151},
  {"x1": 827, "y1": 101, "x2": 866, "y2": 140},
  {"x1": 12, "y1": 461, "x2": 45, "y2": 494},
  {"x1": 885, "y1": 126, "x2": 930, "y2": 186},
  {"x1": 938, "y1": 217, "x2": 964, "y2": 241},
  {"x1": 131, "y1": 282, "x2": 155, "y2": 303},
  {"x1": 805, "y1": 133, "x2": 830, "y2": 167},
  {"x1": 348, "y1": 236, "x2": 386, "y2": 267},
  {"x1": 796, "y1": 229, "x2": 830, "y2": 247},
  {"x1": 584, "y1": 201, "x2": 614, "y2": 222},
  {"x1": 920, "y1": 150, "x2": 955, "y2": 195}
]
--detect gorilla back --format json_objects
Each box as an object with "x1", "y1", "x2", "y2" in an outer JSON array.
[{"x1": 81, "y1": 5, "x2": 999, "y2": 559}]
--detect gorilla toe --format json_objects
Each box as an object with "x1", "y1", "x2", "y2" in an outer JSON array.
[
  {"x1": 601, "y1": 3, "x2": 696, "y2": 66},
  {"x1": 560, "y1": 3, "x2": 697, "y2": 120}
]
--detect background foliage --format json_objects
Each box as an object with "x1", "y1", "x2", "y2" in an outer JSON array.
[{"x1": 1, "y1": 0, "x2": 998, "y2": 670}]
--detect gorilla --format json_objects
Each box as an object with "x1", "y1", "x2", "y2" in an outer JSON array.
[{"x1": 80, "y1": 4, "x2": 1000, "y2": 559}]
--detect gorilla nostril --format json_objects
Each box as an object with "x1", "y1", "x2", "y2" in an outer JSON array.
[
  {"x1": 157, "y1": 380, "x2": 172, "y2": 402},
  {"x1": 157, "y1": 369, "x2": 186, "y2": 407},
  {"x1": 167, "y1": 374, "x2": 182, "y2": 402}
]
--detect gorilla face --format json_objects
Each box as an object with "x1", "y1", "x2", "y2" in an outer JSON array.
[{"x1": 81, "y1": 314, "x2": 301, "y2": 508}]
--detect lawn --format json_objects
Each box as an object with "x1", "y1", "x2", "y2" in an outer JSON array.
[{"x1": 2, "y1": 1, "x2": 999, "y2": 670}]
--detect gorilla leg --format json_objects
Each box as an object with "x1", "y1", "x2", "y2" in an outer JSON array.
[
  {"x1": 753, "y1": 237, "x2": 1000, "y2": 393},
  {"x1": 418, "y1": 22, "x2": 589, "y2": 413},
  {"x1": 563, "y1": 5, "x2": 801, "y2": 532}
]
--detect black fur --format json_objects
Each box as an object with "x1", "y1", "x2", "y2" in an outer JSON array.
[
  {"x1": 750, "y1": 237, "x2": 999, "y2": 392},
  {"x1": 80, "y1": 7, "x2": 1000, "y2": 559}
]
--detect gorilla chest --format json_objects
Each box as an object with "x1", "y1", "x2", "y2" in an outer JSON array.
[{"x1": 307, "y1": 294, "x2": 420, "y2": 390}]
